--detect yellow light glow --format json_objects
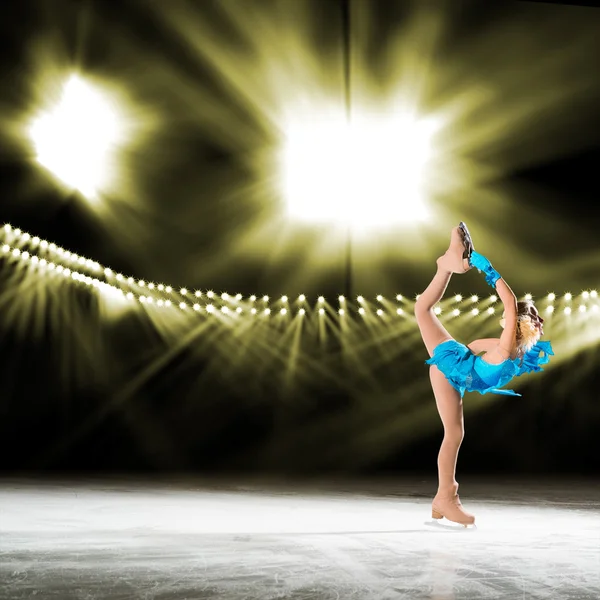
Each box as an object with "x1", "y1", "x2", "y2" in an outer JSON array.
[
  {"x1": 27, "y1": 75, "x2": 130, "y2": 199},
  {"x1": 454, "y1": 295, "x2": 462, "y2": 302},
  {"x1": 279, "y1": 109, "x2": 437, "y2": 231}
]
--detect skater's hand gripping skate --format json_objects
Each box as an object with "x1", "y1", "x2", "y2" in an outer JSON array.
[{"x1": 469, "y1": 251, "x2": 501, "y2": 288}]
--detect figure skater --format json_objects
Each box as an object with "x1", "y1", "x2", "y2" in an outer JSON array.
[{"x1": 414, "y1": 222, "x2": 554, "y2": 526}]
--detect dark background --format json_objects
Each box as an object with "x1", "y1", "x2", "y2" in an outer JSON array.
[{"x1": 0, "y1": 0, "x2": 598, "y2": 478}]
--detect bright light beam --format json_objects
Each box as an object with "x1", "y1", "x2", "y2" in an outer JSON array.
[
  {"x1": 279, "y1": 108, "x2": 438, "y2": 232},
  {"x1": 28, "y1": 74, "x2": 129, "y2": 200}
]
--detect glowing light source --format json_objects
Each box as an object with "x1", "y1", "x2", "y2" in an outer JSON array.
[
  {"x1": 452, "y1": 309, "x2": 460, "y2": 316},
  {"x1": 27, "y1": 75, "x2": 129, "y2": 199},
  {"x1": 547, "y1": 293, "x2": 556, "y2": 301},
  {"x1": 454, "y1": 294, "x2": 462, "y2": 302},
  {"x1": 564, "y1": 293, "x2": 572, "y2": 301},
  {"x1": 377, "y1": 309, "x2": 383, "y2": 316},
  {"x1": 487, "y1": 307, "x2": 495, "y2": 314},
  {"x1": 564, "y1": 307, "x2": 571, "y2": 315},
  {"x1": 546, "y1": 306, "x2": 555, "y2": 314},
  {"x1": 396, "y1": 294, "x2": 403, "y2": 301},
  {"x1": 299, "y1": 294, "x2": 306, "y2": 302},
  {"x1": 318, "y1": 296, "x2": 325, "y2": 303},
  {"x1": 377, "y1": 295, "x2": 383, "y2": 302},
  {"x1": 434, "y1": 306, "x2": 442, "y2": 315},
  {"x1": 524, "y1": 293, "x2": 533, "y2": 301},
  {"x1": 279, "y1": 111, "x2": 437, "y2": 231},
  {"x1": 471, "y1": 308, "x2": 479, "y2": 315},
  {"x1": 471, "y1": 295, "x2": 478, "y2": 303}
]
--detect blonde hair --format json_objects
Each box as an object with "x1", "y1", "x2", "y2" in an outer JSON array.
[{"x1": 516, "y1": 301, "x2": 540, "y2": 358}]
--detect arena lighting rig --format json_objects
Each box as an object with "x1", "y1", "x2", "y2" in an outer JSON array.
[{"x1": 1, "y1": 223, "x2": 598, "y2": 321}]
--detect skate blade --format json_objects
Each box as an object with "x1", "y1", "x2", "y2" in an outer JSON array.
[{"x1": 425, "y1": 519, "x2": 477, "y2": 531}]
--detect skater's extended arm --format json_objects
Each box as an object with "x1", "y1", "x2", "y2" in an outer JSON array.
[
  {"x1": 469, "y1": 250, "x2": 517, "y2": 357},
  {"x1": 495, "y1": 278, "x2": 518, "y2": 356}
]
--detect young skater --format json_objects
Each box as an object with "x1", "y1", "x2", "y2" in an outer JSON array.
[{"x1": 414, "y1": 223, "x2": 553, "y2": 526}]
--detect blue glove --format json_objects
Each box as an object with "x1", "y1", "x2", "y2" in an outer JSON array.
[{"x1": 469, "y1": 250, "x2": 501, "y2": 288}]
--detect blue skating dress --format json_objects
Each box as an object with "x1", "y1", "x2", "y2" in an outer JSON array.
[{"x1": 425, "y1": 339, "x2": 554, "y2": 397}]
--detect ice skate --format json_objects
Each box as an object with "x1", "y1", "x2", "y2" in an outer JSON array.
[
  {"x1": 431, "y1": 483, "x2": 476, "y2": 527},
  {"x1": 437, "y1": 227, "x2": 472, "y2": 274}
]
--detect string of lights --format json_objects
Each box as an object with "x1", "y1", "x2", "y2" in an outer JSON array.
[{"x1": 1, "y1": 223, "x2": 598, "y2": 319}]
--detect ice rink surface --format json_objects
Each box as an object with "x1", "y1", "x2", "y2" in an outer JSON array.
[{"x1": 1, "y1": 476, "x2": 598, "y2": 599}]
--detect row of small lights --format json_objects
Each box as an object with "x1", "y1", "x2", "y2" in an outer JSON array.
[{"x1": 1, "y1": 224, "x2": 599, "y2": 317}]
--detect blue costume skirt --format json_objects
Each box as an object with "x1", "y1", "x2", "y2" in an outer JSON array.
[{"x1": 425, "y1": 339, "x2": 554, "y2": 398}]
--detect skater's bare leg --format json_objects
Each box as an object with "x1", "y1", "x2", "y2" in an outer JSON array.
[
  {"x1": 430, "y1": 367, "x2": 475, "y2": 525},
  {"x1": 414, "y1": 227, "x2": 470, "y2": 357}
]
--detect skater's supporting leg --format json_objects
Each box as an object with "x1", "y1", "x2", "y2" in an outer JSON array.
[{"x1": 429, "y1": 366, "x2": 475, "y2": 525}]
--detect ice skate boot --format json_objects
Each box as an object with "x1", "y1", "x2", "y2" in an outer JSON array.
[
  {"x1": 437, "y1": 227, "x2": 472, "y2": 274},
  {"x1": 432, "y1": 483, "x2": 476, "y2": 527}
]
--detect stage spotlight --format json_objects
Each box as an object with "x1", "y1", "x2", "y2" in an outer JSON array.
[
  {"x1": 396, "y1": 294, "x2": 403, "y2": 301},
  {"x1": 27, "y1": 74, "x2": 130, "y2": 199},
  {"x1": 235, "y1": 294, "x2": 242, "y2": 300},
  {"x1": 582, "y1": 291, "x2": 590, "y2": 299},
  {"x1": 319, "y1": 308, "x2": 325, "y2": 315},
  {"x1": 524, "y1": 293, "x2": 532, "y2": 301},
  {"x1": 179, "y1": 302, "x2": 186, "y2": 309},
  {"x1": 298, "y1": 294, "x2": 306, "y2": 302},
  {"x1": 357, "y1": 296, "x2": 364, "y2": 303},
  {"x1": 454, "y1": 294, "x2": 462, "y2": 302},
  {"x1": 471, "y1": 308, "x2": 479, "y2": 315},
  {"x1": 564, "y1": 307, "x2": 572, "y2": 314},
  {"x1": 264, "y1": 308, "x2": 271, "y2": 315},
  {"x1": 359, "y1": 307, "x2": 365, "y2": 315},
  {"x1": 207, "y1": 304, "x2": 215, "y2": 313},
  {"x1": 564, "y1": 293, "x2": 572, "y2": 301},
  {"x1": 195, "y1": 290, "x2": 202, "y2": 297},
  {"x1": 547, "y1": 293, "x2": 556, "y2": 301},
  {"x1": 452, "y1": 309, "x2": 460, "y2": 316},
  {"x1": 279, "y1": 111, "x2": 437, "y2": 230},
  {"x1": 377, "y1": 309, "x2": 383, "y2": 316},
  {"x1": 434, "y1": 307, "x2": 442, "y2": 315},
  {"x1": 138, "y1": 280, "x2": 145, "y2": 287},
  {"x1": 250, "y1": 295, "x2": 256, "y2": 301},
  {"x1": 487, "y1": 307, "x2": 495, "y2": 314},
  {"x1": 193, "y1": 303, "x2": 200, "y2": 311},
  {"x1": 546, "y1": 306, "x2": 555, "y2": 314},
  {"x1": 299, "y1": 308, "x2": 305, "y2": 315},
  {"x1": 591, "y1": 290, "x2": 598, "y2": 299},
  {"x1": 396, "y1": 308, "x2": 403, "y2": 315},
  {"x1": 471, "y1": 295, "x2": 478, "y2": 303},
  {"x1": 579, "y1": 305, "x2": 587, "y2": 313},
  {"x1": 339, "y1": 308, "x2": 344, "y2": 315},
  {"x1": 207, "y1": 291, "x2": 215, "y2": 298},
  {"x1": 339, "y1": 295, "x2": 345, "y2": 303},
  {"x1": 281, "y1": 295, "x2": 288, "y2": 302},
  {"x1": 236, "y1": 307, "x2": 242, "y2": 313},
  {"x1": 165, "y1": 286, "x2": 172, "y2": 293},
  {"x1": 377, "y1": 295, "x2": 383, "y2": 302},
  {"x1": 165, "y1": 300, "x2": 171, "y2": 307},
  {"x1": 280, "y1": 308, "x2": 287, "y2": 315},
  {"x1": 318, "y1": 296, "x2": 325, "y2": 303},
  {"x1": 221, "y1": 292, "x2": 228, "y2": 299},
  {"x1": 250, "y1": 308, "x2": 257, "y2": 314},
  {"x1": 263, "y1": 295, "x2": 269, "y2": 302}
]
